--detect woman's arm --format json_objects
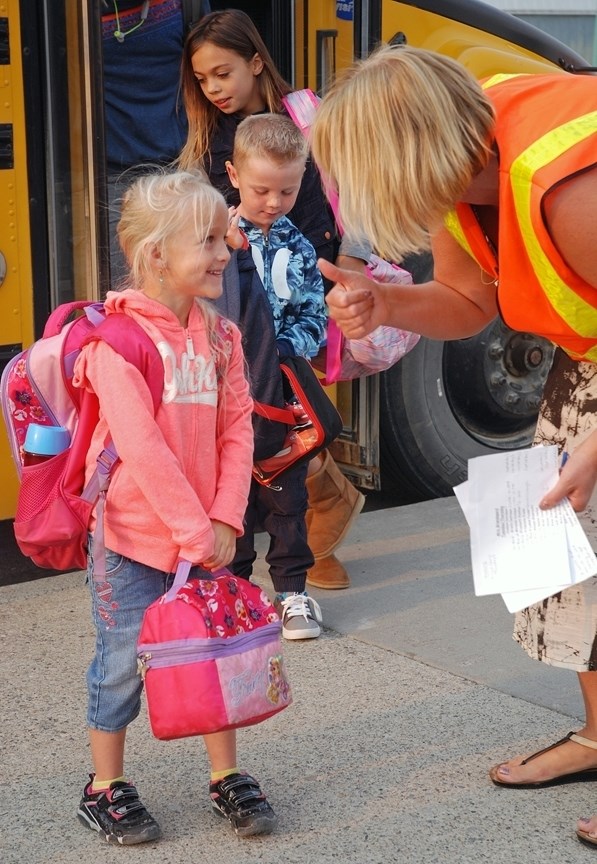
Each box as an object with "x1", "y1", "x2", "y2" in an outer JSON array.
[
  {"x1": 538, "y1": 167, "x2": 597, "y2": 511},
  {"x1": 320, "y1": 226, "x2": 499, "y2": 340}
]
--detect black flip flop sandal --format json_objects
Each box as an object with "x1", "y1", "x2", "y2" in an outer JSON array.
[{"x1": 489, "y1": 731, "x2": 597, "y2": 788}]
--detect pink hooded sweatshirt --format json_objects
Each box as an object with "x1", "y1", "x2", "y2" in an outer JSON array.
[{"x1": 73, "y1": 289, "x2": 254, "y2": 573}]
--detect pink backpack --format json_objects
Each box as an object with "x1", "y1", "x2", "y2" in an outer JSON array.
[{"x1": 1, "y1": 301, "x2": 163, "y2": 575}]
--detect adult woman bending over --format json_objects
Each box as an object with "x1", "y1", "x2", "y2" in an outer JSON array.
[{"x1": 310, "y1": 44, "x2": 597, "y2": 848}]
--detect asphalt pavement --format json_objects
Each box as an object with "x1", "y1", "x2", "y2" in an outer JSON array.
[{"x1": 1, "y1": 496, "x2": 594, "y2": 864}]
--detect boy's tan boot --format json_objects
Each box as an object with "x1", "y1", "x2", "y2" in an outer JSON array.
[
  {"x1": 306, "y1": 449, "x2": 365, "y2": 559},
  {"x1": 306, "y1": 554, "x2": 350, "y2": 589}
]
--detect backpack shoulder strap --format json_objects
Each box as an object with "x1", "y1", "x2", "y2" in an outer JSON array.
[
  {"x1": 77, "y1": 314, "x2": 163, "y2": 583},
  {"x1": 252, "y1": 400, "x2": 295, "y2": 425},
  {"x1": 83, "y1": 314, "x2": 163, "y2": 415},
  {"x1": 182, "y1": 0, "x2": 210, "y2": 31},
  {"x1": 282, "y1": 89, "x2": 320, "y2": 135},
  {"x1": 283, "y1": 88, "x2": 341, "y2": 228}
]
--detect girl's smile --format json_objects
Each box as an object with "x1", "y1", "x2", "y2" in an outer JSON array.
[{"x1": 145, "y1": 202, "x2": 231, "y2": 324}]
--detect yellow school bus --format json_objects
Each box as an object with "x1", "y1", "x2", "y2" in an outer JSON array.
[{"x1": 0, "y1": 0, "x2": 591, "y2": 520}]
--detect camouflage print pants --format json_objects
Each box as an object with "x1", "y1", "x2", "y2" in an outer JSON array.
[{"x1": 514, "y1": 349, "x2": 597, "y2": 671}]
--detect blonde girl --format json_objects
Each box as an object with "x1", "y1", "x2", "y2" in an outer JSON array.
[{"x1": 73, "y1": 170, "x2": 276, "y2": 845}]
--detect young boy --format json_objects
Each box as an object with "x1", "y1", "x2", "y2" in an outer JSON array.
[{"x1": 224, "y1": 113, "x2": 327, "y2": 639}]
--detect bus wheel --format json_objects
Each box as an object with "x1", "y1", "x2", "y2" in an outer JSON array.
[{"x1": 379, "y1": 255, "x2": 555, "y2": 499}]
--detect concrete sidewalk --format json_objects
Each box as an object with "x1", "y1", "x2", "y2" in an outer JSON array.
[{"x1": 0, "y1": 497, "x2": 593, "y2": 864}]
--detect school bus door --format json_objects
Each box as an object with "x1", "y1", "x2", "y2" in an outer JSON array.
[
  {"x1": 292, "y1": 1, "x2": 383, "y2": 489},
  {"x1": 0, "y1": 0, "x2": 106, "y2": 520}
]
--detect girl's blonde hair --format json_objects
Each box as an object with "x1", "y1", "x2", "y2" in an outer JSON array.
[
  {"x1": 310, "y1": 44, "x2": 496, "y2": 261},
  {"x1": 117, "y1": 169, "x2": 231, "y2": 379},
  {"x1": 179, "y1": 9, "x2": 292, "y2": 170}
]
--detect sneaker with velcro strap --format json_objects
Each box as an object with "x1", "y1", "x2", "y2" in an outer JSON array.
[
  {"x1": 77, "y1": 774, "x2": 161, "y2": 845},
  {"x1": 209, "y1": 772, "x2": 277, "y2": 836}
]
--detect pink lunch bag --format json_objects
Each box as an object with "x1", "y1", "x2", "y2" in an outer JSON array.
[{"x1": 137, "y1": 562, "x2": 292, "y2": 740}]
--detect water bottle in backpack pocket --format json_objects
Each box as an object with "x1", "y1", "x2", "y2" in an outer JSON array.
[{"x1": 22, "y1": 423, "x2": 71, "y2": 466}]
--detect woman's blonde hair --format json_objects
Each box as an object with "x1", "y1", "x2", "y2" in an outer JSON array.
[
  {"x1": 179, "y1": 9, "x2": 292, "y2": 170},
  {"x1": 117, "y1": 169, "x2": 231, "y2": 379},
  {"x1": 310, "y1": 44, "x2": 496, "y2": 261}
]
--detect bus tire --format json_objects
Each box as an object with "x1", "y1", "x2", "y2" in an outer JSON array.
[{"x1": 379, "y1": 254, "x2": 554, "y2": 500}]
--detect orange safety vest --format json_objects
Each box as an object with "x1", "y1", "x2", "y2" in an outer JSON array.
[{"x1": 445, "y1": 73, "x2": 597, "y2": 361}]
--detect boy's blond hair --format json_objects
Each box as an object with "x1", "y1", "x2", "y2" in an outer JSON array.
[
  {"x1": 310, "y1": 43, "x2": 496, "y2": 262},
  {"x1": 232, "y1": 114, "x2": 308, "y2": 171}
]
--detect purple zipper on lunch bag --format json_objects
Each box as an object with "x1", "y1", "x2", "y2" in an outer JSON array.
[{"x1": 137, "y1": 621, "x2": 282, "y2": 676}]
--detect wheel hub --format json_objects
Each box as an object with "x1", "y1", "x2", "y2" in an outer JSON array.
[
  {"x1": 488, "y1": 329, "x2": 553, "y2": 414},
  {"x1": 443, "y1": 318, "x2": 555, "y2": 446}
]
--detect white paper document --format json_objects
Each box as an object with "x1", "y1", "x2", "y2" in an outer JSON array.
[{"x1": 454, "y1": 445, "x2": 597, "y2": 612}]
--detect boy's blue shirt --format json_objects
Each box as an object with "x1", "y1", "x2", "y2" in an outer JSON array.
[{"x1": 239, "y1": 215, "x2": 327, "y2": 359}]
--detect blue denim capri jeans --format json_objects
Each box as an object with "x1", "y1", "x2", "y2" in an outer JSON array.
[{"x1": 85, "y1": 537, "x2": 201, "y2": 732}]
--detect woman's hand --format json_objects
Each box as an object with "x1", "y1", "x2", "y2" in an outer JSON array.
[
  {"x1": 202, "y1": 520, "x2": 236, "y2": 570},
  {"x1": 319, "y1": 258, "x2": 391, "y2": 339},
  {"x1": 320, "y1": 227, "x2": 500, "y2": 342},
  {"x1": 540, "y1": 434, "x2": 597, "y2": 513}
]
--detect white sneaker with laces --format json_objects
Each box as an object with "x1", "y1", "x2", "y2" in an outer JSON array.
[{"x1": 275, "y1": 592, "x2": 322, "y2": 640}]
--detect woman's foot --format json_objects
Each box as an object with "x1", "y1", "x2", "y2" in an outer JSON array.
[
  {"x1": 578, "y1": 815, "x2": 597, "y2": 847},
  {"x1": 489, "y1": 731, "x2": 597, "y2": 787}
]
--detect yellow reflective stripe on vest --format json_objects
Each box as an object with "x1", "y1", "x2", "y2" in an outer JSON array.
[
  {"x1": 510, "y1": 111, "x2": 597, "y2": 341},
  {"x1": 444, "y1": 210, "x2": 474, "y2": 257},
  {"x1": 482, "y1": 74, "x2": 522, "y2": 90},
  {"x1": 577, "y1": 343, "x2": 597, "y2": 363}
]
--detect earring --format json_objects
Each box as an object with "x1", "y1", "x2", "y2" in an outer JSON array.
[{"x1": 158, "y1": 269, "x2": 164, "y2": 285}]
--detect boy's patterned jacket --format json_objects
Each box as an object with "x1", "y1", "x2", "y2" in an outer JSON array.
[{"x1": 240, "y1": 215, "x2": 327, "y2": 359}]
